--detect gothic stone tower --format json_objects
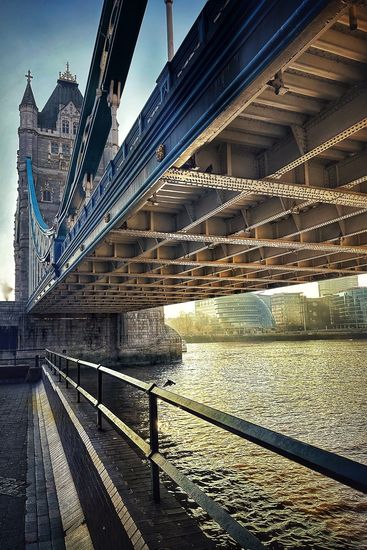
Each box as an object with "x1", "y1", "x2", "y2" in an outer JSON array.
[
  {"x1": 13, "y1": 66, "x2": 181, "y2": 365},
  {"x1": 15, "y1": 65, "x2": 117, "y2": 302},
  {"x1": 15, "y1": 66, "x2": 84, "y2": 301}
]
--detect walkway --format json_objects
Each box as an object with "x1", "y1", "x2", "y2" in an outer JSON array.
[
  {"x1": 0, "y1": 381, "x2": 92, "y2": 550},
  {"x1": 0, "y1": 375, "x2": 216, "y2": 549},
  {"x1": 0, "y1": 384, "x2": 30, "y2": 549}
]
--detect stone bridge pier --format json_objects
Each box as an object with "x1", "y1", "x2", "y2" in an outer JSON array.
[{"x1": 14, "y1": 306, "x2": 182, "y2": 366}]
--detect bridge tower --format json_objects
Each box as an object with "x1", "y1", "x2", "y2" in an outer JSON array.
[
  {"x1": 15, "y1": 65, "x2": 115, "y2": 301},
  {"x1": 12, "y1": 66, "x2": 180, "y2": 365}
]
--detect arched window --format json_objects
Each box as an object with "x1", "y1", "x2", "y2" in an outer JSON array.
[
  {"x1": 73, "y1": 121, "x2": 78, "y2": 135},
  {"x1": 62, "y1": 119, "x2": 69, "y2": 134},
  {"x1": 41, "y1": 189, "x2": 52, "y2": 202}
]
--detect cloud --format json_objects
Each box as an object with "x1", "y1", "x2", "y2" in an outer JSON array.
[{"x1": 0, "y1": 280, "x2": 13, "y2": 301}]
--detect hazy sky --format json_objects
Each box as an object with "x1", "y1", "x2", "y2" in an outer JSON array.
[{"x1": 0, "y1": 0, "x2": 206, "y2": 299}]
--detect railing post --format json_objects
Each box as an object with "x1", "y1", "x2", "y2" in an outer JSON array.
[
  {"x1": 76, "y1": 360, "x2": 81, "y2": 403},
  {"x1": 148, "y1": 384, "x2": 160, "y2": 503},
  {"x1": 97, "y1": 366, "x2": 103, "y2": 429},
  {"x1": 65, "y1": 358, "x2": 69, "y2": 389},
  {"x1": 58, "y1": 355, "x2": 61, "y2": 382}
]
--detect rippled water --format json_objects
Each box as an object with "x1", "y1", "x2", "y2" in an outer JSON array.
[{"x1": 83, "y1": 340, "x2": 367, "y2": 549}]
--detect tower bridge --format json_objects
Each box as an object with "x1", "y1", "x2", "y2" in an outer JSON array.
[
  {"x1": 2, "y1": 2, "x2": 367, "y2": 549},
  {"x1": 24, "y1": 0, "x2": 367, "y2": 317}
]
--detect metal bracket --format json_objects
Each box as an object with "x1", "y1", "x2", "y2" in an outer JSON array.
[{"x1": 146, "y1": 382, "x2": 157, "y2": 393}]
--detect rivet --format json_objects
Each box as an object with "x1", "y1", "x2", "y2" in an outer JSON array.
[{"x1": 155, "y1": 144, "x2": 165, "y2": 162}]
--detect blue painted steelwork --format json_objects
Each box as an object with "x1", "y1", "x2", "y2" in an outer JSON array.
[
  {"x1": 58, "y1": 0, "x2": 147, "y2": 228},
  {"x1": 27, "y1": 158, "x2": 50, "y2": 234},
  {"x1": 27, "y1": 158, "x2": 55, "y2": 261},
  {"x1": 58, "y1": 0, "x2": 329, "y2": 257},
  {"x1": 28, "y1": 0, "x2": 331, "y2": 310},
  {"x1": 27, "y1": 157, "x2": 57, "y2": 297}
]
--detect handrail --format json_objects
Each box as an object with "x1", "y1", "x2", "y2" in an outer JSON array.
[
  {"x1": 0, "y1": 349, "x2": 44, "y2": 367},
  {"x1": 45, "y1": 348, "x2": 367, "y2": 549},
  {"x1": 0, "y1": 348, "x2": 45, "y2": 353}
]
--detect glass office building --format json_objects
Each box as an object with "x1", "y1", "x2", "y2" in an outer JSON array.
[{"x1": 195, "y1": 294, "x2": 274, "y2": 333}]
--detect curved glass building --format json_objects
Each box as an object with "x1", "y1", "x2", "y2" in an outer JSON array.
[{"x1": 195, "y1": 294, "x2": 274, "y2": 333}]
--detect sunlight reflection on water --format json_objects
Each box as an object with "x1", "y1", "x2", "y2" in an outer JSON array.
[{"x1": 89, "y1": 340, "x2": 367, "y2": 549}]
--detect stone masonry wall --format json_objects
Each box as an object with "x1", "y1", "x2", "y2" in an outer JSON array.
[
  {"x1": 3, "y1": 306, "x2": 182, "y2": 366},
  {"x1": 120, "y1": 308, "x2": 182, "y2": 365},
  {"x1": 0, "y1": 301, "x2": 25, "y2": 325}
]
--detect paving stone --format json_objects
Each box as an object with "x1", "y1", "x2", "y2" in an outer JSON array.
[{"x1": 0, "y1": 383, "x2": 30, "y2": 550}]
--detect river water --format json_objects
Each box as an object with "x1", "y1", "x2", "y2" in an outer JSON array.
[{"x1": 86, "y1": 340, "x2": 367, "y2": 549}]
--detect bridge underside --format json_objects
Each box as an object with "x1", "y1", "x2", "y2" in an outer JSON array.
[{"x1": 34, "y1": 3, "x2": 367, "y2": 314}]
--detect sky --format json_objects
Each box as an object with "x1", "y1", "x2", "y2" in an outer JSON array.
[{"x1": 0, "y1": 0, "x2": 206, "y2": 300}]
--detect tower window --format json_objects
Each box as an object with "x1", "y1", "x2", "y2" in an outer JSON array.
[
  {"x1": 73, "y1": 121, "x2": 78, "y2": 135},
  {"x1": 51, "y1": 142, "x2": 58, "y2": 154},
  {"x1": 62, "y1": 119, "x2": 69, "y2": 134},
  {"x1": 62, "y1": 143, "x2": 70, "y2": 155},
  {"x1": 41, "y1": 189, "x2": 52, "y2": 202}
]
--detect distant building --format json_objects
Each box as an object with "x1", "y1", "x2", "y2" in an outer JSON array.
[
  {"x1": 304, "y1": 297, "x2": 331, "y2": 330},
  {"x1": 195, "y1": 294, "x2": 274, "y2": 333},
  {"x1": 329, "y1": 287, "x2": 367, "y2": 329},
  {"x1": 318, "y1": 275, "x2": 359, "y2": 297},
  {"x1": 271, "y1": 293, "x2": 305, "y2": 330},
  {"x1": 257, "y1": 294, "x2": 271, "y2": 309}
]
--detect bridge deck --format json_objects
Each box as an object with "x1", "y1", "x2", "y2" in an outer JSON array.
[{"x1": 29, "y1": 0, "x2": 367, "y2": 314}]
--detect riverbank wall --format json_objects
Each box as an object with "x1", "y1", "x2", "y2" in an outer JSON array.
[{"x1": 184, "y1": 330, "x2": 367, "y2": 343}]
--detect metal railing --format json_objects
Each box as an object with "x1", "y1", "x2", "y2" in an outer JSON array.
[
  {"x1": 0, "y1": 348, "x2": 44, "y2": 367},
  {"x1": 45, "y1": 349, "x2": 367, "y2": 550}
]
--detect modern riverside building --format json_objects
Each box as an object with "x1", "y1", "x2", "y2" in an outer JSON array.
[
  {"x1": 304, "y1": 297, "x2": 332, "y2": 330},
  {"x1": 318, "y1": 275, "x2": 359, "y2": 298},
  {"x1": 195, "y1": 294, "x2": 274, "y2": 333},
  {"x1": 270, "y1": 293, "x2": 305, "y2": 331},
  {"x1": 329, "y1": 287, "x2": 367, "y2": 329}
]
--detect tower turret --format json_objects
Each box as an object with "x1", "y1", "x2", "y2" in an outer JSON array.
[{"x1": 19, "y1": 70, "x2": 38, "y2": 129}]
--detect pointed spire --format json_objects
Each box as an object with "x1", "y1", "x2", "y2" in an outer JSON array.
[{"x1": 20, "y1": 70, "x2": 37, "y2": 108}]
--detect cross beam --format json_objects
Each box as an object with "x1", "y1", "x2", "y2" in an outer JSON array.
[
  {"x1": 111, "y1": 229, "x2": 367, "y2": 256},
  {"x1": 86, "y1": 255, "x2": 362, "y2": 275},
  {"x1": 161, "y1": 169, "x2": 367, "y2": 209}
]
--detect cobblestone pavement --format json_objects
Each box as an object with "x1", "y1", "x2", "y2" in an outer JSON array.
[{"x1": 0, "y1": 383, "x2": 30, "y2": 550}]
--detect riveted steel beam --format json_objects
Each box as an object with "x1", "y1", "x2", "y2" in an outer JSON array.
[
  {"x1": 161, "y1": 169, "x2": 367, "y2": 209},
  {"x1": 111, "y1": 229, "x2": 367, "y2": 256},
  {"x1": 265, "y1": 84, "x2": 367, "y2": 178},
  {"x1": 86, "y1": 255, "x2": 362, "y2": 275}
]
